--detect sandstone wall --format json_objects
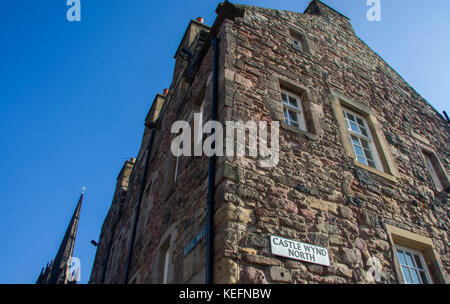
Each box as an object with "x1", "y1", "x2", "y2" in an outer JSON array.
[
  {"x1": 216, "y1": 3, "x2": 449, "y2": 284},
  {"x1": 90, "y1": 2, "x2": 449, "y2": 284}
]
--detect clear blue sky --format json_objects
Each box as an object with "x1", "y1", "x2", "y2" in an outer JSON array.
[{"x1": 0, "y1": 0, "x2": 448, "y2": 284}]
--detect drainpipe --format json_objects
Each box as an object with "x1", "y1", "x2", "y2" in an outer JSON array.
[
  {"x1": 205, "y1": 36, "x2": 219, "y2": 285},
  {"x1": 123, "y1": 122, "x2": 157, "y2": 284}
]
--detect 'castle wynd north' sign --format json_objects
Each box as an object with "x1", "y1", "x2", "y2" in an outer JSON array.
[{"x1": 270, "y1": 235, "x2": 330, "y2": 267}]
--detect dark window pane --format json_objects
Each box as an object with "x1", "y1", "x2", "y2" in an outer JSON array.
[
  {"x1": 419, "y1": 271, "x2": 429, "y2": 284},
  {"x1": 289, "y1": 110, "x2": 298, "y2": 122},
  {"x1": 360, "y1": 127, "x2": 369, "y2": 137},
  {"x1": 289, "y1": 96, "x2": 297, "y2": 108},
  {"x1": 364, "y1": 149, "x2": 374, "y2": 161},
  {"x1": 414, "y1": 255, "x2": 424, "y2": 270},
  {"x1": 356, "y1": 118, "x2": 365, "y2": 127},
  {"x1": 351, "y1": 136, "x2": 361, "y2": 147},
  {"x1": 361, "y1": 139, "x2": 370, "y2": 150}
]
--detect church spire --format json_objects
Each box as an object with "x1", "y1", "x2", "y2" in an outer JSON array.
[{"x1": 37, "y1": 189, "x2": 84, "y2": 284}]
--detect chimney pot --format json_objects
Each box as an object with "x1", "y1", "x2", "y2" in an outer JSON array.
[
  {"x1": 163, "y1": 88, "x2": 169, "y2": 96},
  {"x1": 196, "y1": 17, "x2": 204, "y2": 23},
  {"x1": 130, "y1": 157, "x2": 136, "y2": 164}
]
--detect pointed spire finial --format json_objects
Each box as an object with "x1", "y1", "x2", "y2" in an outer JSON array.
[{"x1": 45, "y1": 192, "x2": 84, "y2": 284}]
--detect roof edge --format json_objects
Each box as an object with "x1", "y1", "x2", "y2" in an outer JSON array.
[{"x1": 305, "y1": 0, "x2": 350, "y2": 21}]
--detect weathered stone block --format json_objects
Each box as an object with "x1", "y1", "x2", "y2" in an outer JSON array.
[
  {"x1": 240, "y1": 267, "x2": 268, "y2": 284},
  {"x1": 269, "y1": 267, "x2": 292, "y2": 283},
  {"x1": 340, "y1": 248, "x2": 362, "y2": 267},
  {"x1": 214, "y1": 203, "x2": 252, "y2": 227},
  {"x1": 308, "y1": 197, "x2": 338, "y2": 216},
  {"x1": 214, "y1": 258, "x2": 240, "y2": 284},
  {"x1": 329, "y1": 235, "x2": 344, "y2": 246},
  {"x1": 244, "y1": 254, "x2": 282, "y2": 266},
  {"x1": 240, "y1": 232, "x2": 269, "y2": 249}
]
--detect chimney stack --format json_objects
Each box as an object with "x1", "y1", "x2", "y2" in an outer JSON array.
[{"x1": 196, "y1": 17, "x2": 204, "y2": 24}]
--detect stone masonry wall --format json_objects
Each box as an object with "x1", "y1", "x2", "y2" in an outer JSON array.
[
  {"x1": 90, "y1": 1, "x2": 449, "y2": 284},
  {"x1": 215, "y1": 3, "x2": 449, "y2": 284}
]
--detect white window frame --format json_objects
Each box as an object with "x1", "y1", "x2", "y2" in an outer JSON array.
[
  {"x1": 281, "y1": 90, "x2": 307, "y2": 131},
  {"x1": 162, "y1": 248, "x2": 170, "y2": 284},
  {"x1": 423, "y1": 152, "x2": 444, "y2": 192},
  {"x1": 395, "y1": 245, "x2": 433, "y2": 284},
  {"x1": 343, "y1": 108, "x2": 382, "y2": 171}
]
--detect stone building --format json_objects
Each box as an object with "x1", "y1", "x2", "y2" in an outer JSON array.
[{"x1": 89, "y1": 1, "x2": 449, "y2": 284}]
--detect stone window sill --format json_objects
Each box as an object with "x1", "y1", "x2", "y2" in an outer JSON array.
[
  {"x1": 353, "y1": 159, "x2": 398, "y2": 183},
  {"x1": 280, "y1": 121, "x2": 318, "y2": 141}
]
